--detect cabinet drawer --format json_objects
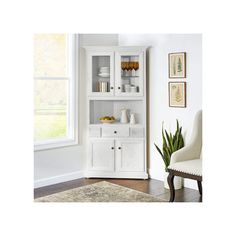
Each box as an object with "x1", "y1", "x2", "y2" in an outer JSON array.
[
  {"x1": 89, "y1": 127, "x2": 101, "y2": 137},
  {"x1": 130, "y1": 127, "x2": 144, "y2": 138},
  {"x1": 102, "y1": 126, "x2": 129, "y2": 137}
]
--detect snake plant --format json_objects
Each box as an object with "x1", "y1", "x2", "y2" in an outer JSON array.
[{"x1": 154, "y1": 120, "x2": 184, "y2": 172}]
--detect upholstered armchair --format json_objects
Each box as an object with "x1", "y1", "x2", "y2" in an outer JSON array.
[{"x1": 167, "y1": 110, "x2": 202, "y2": 202}]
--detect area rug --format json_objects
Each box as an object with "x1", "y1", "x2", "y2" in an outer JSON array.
[{"x1": 35, "y1": 181, "x2": 163, "y2": 202}]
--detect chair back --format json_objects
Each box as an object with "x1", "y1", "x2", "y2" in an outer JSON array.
[{"x1": 189, "y1": 110, "x2": 202, "y2": 159}]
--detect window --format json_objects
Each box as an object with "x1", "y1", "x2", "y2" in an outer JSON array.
[{"x1": 34, "y1": 34, "x2": 78, "y2": 150}]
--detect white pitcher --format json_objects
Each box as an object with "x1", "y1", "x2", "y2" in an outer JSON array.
[{"x1": 120, "y1": 109, "x2": 128, "y2": 123}]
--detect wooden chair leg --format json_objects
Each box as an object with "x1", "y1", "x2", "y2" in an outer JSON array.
[
  {"x1": 197, "y1": 180, "x2": 202, "y2": 196},
  {"x1": 167, "y1": 171, "x2": 175, "y2": 202}
]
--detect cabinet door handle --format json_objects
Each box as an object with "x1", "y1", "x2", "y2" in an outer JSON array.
[
  {"x1": 118, "y1": 147, "x2": 121, "y2": 150},
  {"x1": 118, "y1": 87, "x2": 121, "y2": 90},
  {"x1": 114, "y1": 131, "x2": 117, "y2": 134},
  {"x1": 111, "y1": 147, "x2": 114, "y2": 150},
  {"x1": 110, "y1": 86, "x2": 113, "y2": 90}
]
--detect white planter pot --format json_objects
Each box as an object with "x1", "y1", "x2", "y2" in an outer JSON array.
[{"x1": 164, "y1": 171, "x2": 183, "y2": 190}]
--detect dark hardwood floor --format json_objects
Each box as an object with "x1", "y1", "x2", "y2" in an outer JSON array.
[{"x1": 34, "y1": 178, "x2": 202, "y2": 202}]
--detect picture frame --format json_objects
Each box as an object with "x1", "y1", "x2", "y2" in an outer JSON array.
[
  {"x1": 169, "y1": 82, "x2": 186, "y2": 108},
  {"x1": 169, "y1": 52, "x2": 186, "y2": 78}
]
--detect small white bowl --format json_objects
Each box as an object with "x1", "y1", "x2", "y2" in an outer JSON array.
[{"x1": 98, "y1": 73, "x2": 110, "y2": 77}]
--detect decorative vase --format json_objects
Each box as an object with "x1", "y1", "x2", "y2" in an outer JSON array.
[
  {"x1": 120, "y1": 109, "x2": 128, "y2": 123},
  {"x1": 130, "y1": 113, "x2": 136, "y2": 125},
  {"x1": 164, "y1": 171, "x2": 183, "y2": 190}
]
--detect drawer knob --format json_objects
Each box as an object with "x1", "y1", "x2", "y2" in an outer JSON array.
[
  {"x1": 114, "y1": 131, "x2": 117, "y2": 134},
  {"x1": 118, "y1": 147, "x2": 121, "y2": 150},
  {"x1": 110, "y1": 86, "x2": 114, "y2": 90},
  {"x1": 118, "y1": 87, "x2": 121, "y2": 90},
  {"x1": 111, "y1": 147, "x2": 114, "y2": 150}
]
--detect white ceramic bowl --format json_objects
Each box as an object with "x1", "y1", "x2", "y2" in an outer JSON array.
[
  {"x1": 99, "y1": 67, "x2": 110, "y2": 72},
  {"x1": 98, "y1": 73, "x2": 110, "y2": 77},
  {"x1": 130, "y1": 86, "x2": 137, "y2": 93}
]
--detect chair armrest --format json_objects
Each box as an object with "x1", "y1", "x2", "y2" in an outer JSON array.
[{"x1": 170, "y1": 143, "x2": 201, "y2": 165}]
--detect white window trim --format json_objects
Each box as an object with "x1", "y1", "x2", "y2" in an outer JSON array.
[{"x1": 34, "y1": 34, "x2": 79, "y2": 151}]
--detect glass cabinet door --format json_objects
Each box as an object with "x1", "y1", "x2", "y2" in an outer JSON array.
[
  {"x1": 88, "y1": 52, "x2": 114, "y2": 96},
  {"x1": 115, "y1": 51, "x2": 144, "y2": 96}
]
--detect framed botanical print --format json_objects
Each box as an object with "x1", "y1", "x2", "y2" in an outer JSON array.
[
  {"x1": 169, "y1": 52, "x2": 186, "y2": 78},
  {"x1": 169, "y1": 82, "x2": 186, "y2": 108}
]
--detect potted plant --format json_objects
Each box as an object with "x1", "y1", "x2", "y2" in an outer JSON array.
[{"x1": 154, "y1": 120, "x2": 184, "y2": 189}]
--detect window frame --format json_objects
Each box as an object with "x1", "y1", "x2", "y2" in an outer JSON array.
[{"x1": 34, "y1": 34, "x2": 79, "y2": 151}]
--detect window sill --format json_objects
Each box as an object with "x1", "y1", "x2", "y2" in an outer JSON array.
[{"x1": 34, "y1": 138, "x2": 78, "y2": 151}]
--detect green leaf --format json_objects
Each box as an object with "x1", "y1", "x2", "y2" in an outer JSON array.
[
  {"x1": 154, "y1": 143, "x2": 163, "y2": 158},
  {"x1": 170, "y1": 132, "x2": 173, "y2": 148},
  {"x1": 176, "y1": 119, "x2": 179, "y2": 132},
  {"x1": 154, "y1": 143, "x2": 168, "y2": 168},
  {"x1": 177, "y1": 127, "x2": 182, "y2": 148},
  {"x1": 162, "y1": 126, "x2": 167, "y2": 148},
  {"x1": 173, "y1": 130, "x2": 178, "y2": 146},
  {"x1": 173, "y1": 120, "x2": 179, "y2": 145},
  {"x1": 173, "y1": 133, "x2": 179, "y2": 150},
  {"x1": 165, "y1": 130, "x2": 174, "y2": 153},
  {"x1": 164, "y1": 147, "x2": 171, "y2": 166}
]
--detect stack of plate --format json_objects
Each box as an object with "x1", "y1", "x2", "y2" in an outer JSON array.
[{"x1": 98, "y1": 67, "x2": 110, "y2": 77}]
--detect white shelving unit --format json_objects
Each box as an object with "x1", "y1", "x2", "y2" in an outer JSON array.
[{"x1": 84, "y1": 46, "x2": 148, "y2": 179}]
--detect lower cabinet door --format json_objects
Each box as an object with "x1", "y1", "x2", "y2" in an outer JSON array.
[
  {"x1": 116, "y1": 139, "x2": 144, "y2": 172},
  {"x1": 89, "y1": 140, "x2": 115, "y2": 171}
]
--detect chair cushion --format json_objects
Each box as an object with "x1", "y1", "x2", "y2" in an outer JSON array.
[{"x1": 168, "y1": 159, "x2": 202, "y2": 176}]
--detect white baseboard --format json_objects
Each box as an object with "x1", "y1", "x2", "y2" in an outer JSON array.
[
  {"x1": 148, "y1": 168, "x2": 198, "y2": 190},
  {"x1": 34, "y1": 170, "x2": 84, "y2": 189}
]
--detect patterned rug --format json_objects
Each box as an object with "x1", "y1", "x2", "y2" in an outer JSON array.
[{"x1": 35, "y1": 181, "x2": 164, "y2": 202}]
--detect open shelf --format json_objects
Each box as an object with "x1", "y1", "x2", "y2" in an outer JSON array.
[{"x1": 89, "y1": 100, "x2": 145, "y2": 125}]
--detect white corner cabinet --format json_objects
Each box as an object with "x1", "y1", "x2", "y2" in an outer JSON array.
[{"x1": 84, "y1": 46, "x2": 148, "y2": 179}]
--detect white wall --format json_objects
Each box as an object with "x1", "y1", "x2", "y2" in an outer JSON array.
[
  {"x1": 119, "y1": 34, "x2": 202, "y2": 189},
  {"x1": 34, "y1": 34, "x2": 118, "y2": 188},
  {"x1": 79, "y1": 34, "x2": 118, "y2": 46}
]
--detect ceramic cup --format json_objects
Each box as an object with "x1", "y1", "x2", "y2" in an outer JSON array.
[
  {"x1": 130, "y1": 86, "x2": 137, "y2": 93},
  {"x1": 124, "y1": 84, "x2": 131, "y2": 92}
]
